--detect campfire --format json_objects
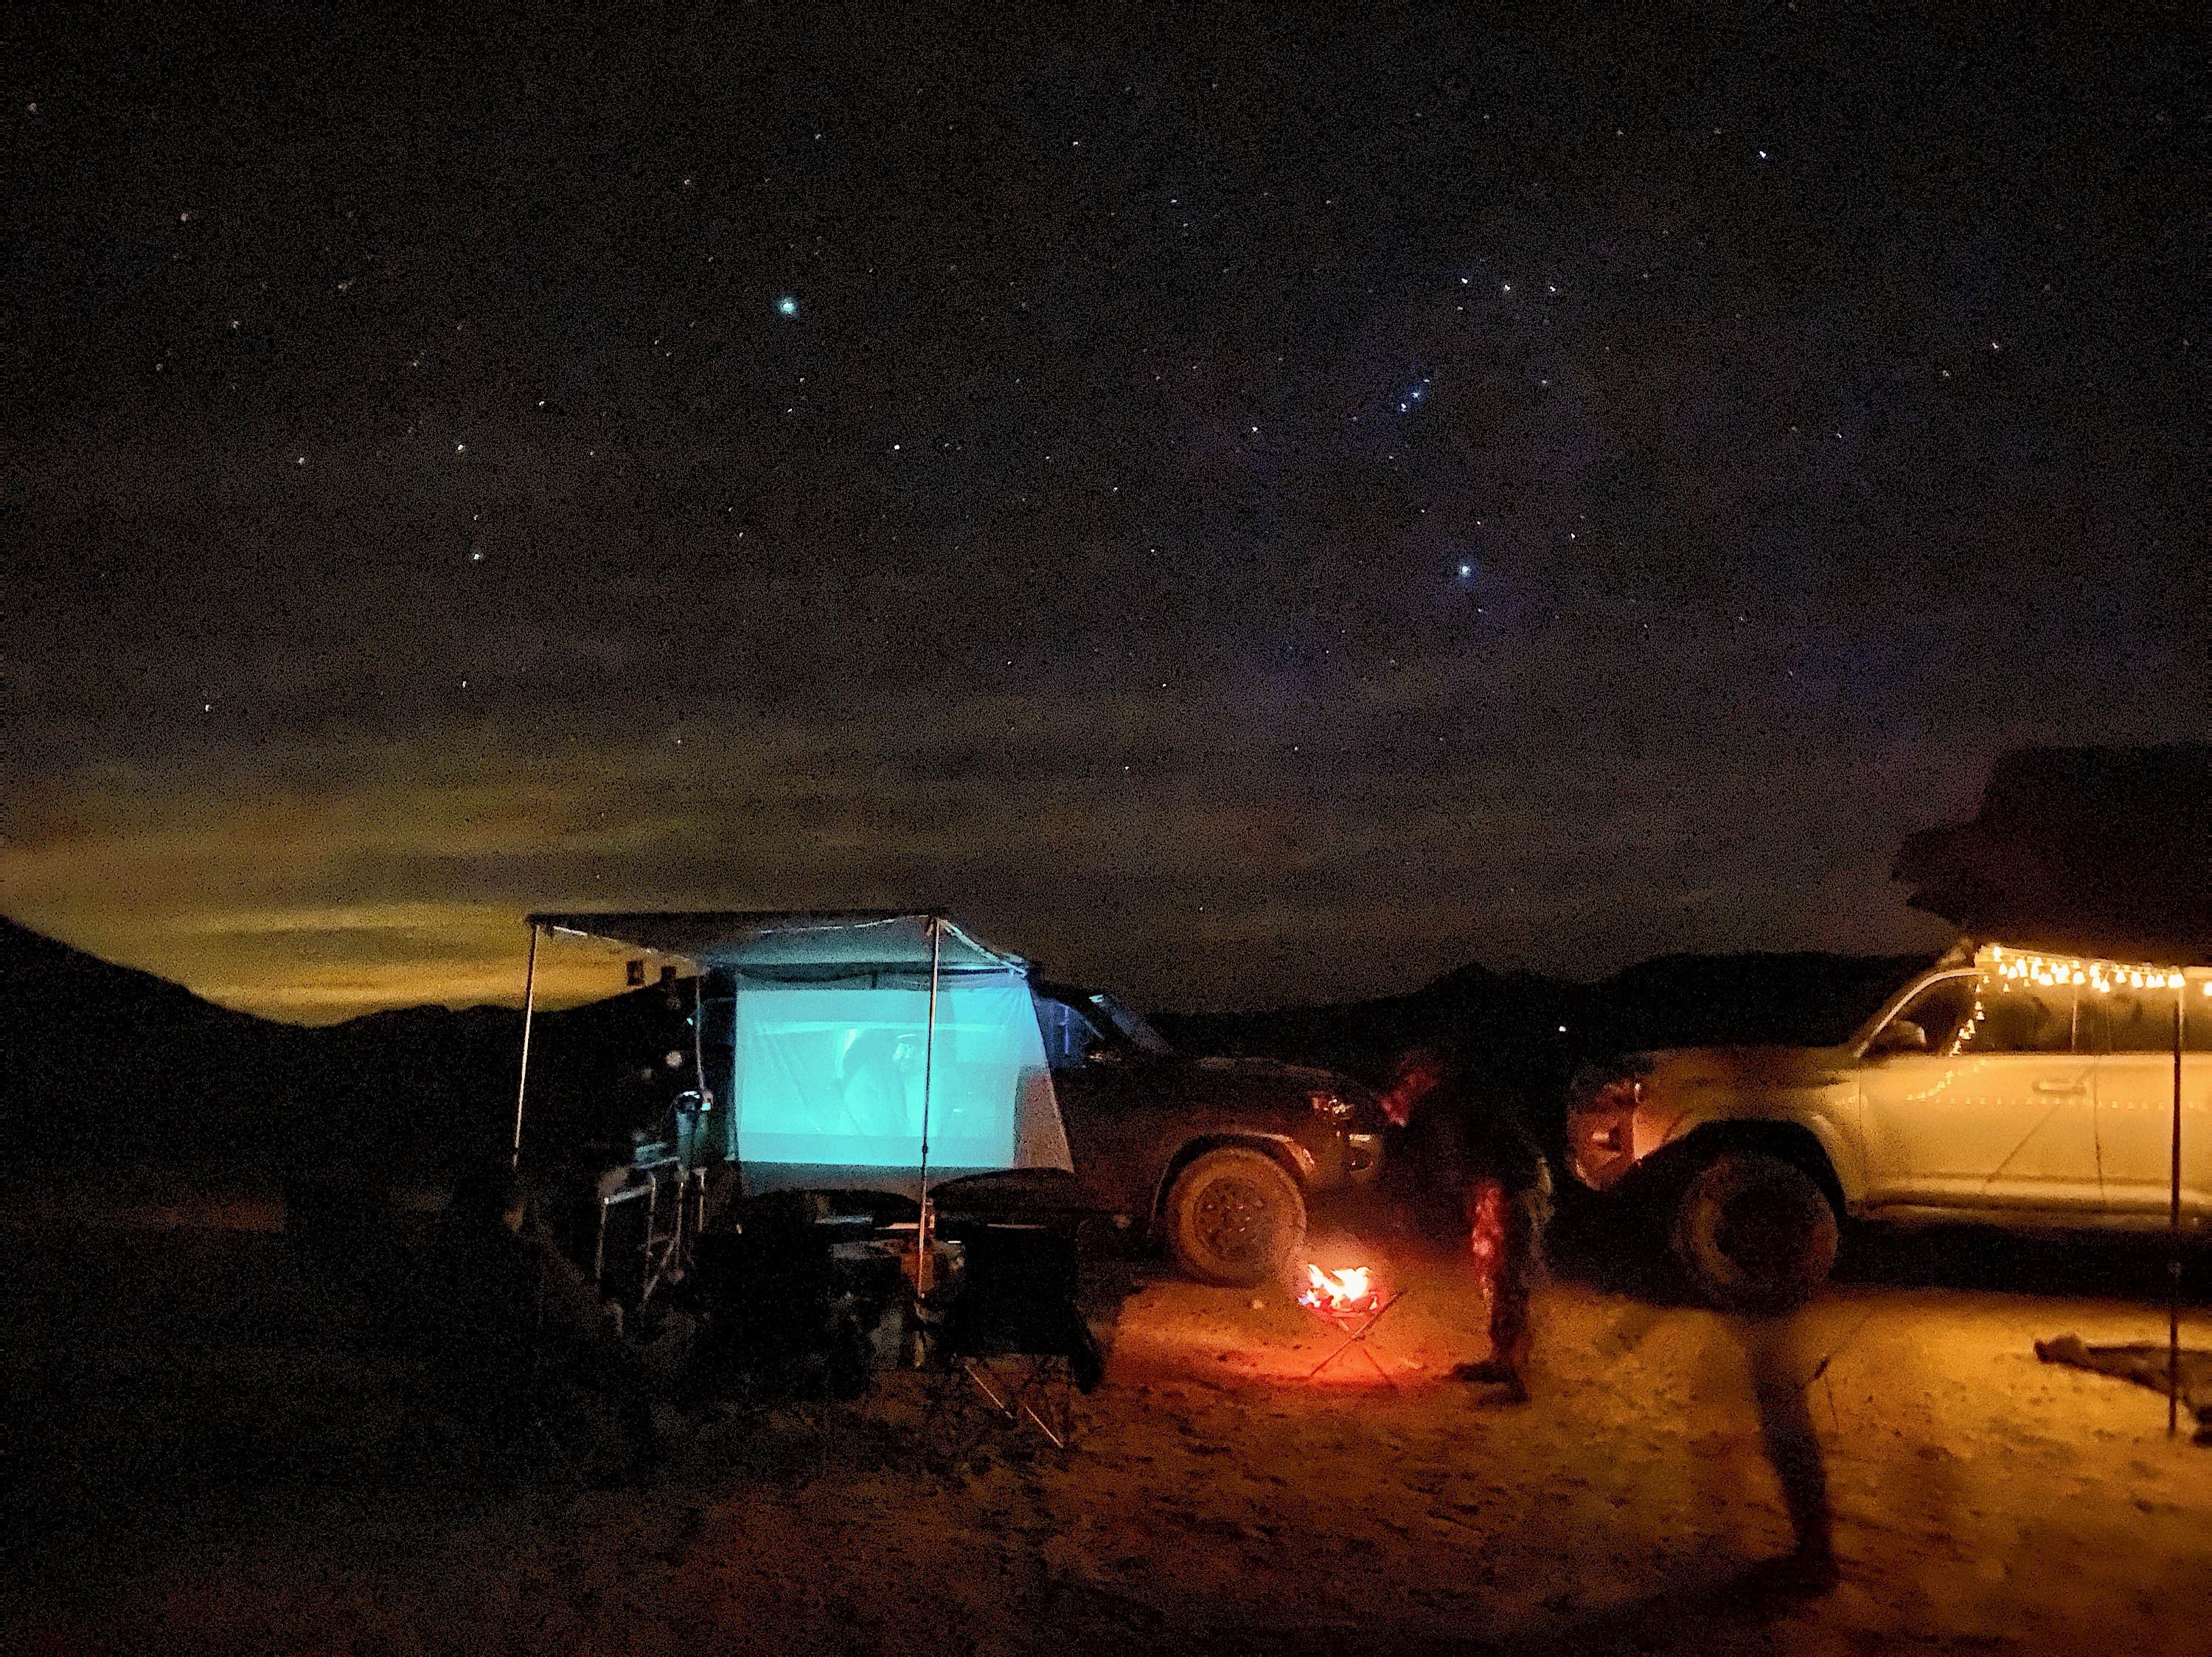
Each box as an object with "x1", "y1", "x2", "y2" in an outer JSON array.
[
  {"x1": 1295, "y1": 1262, "x2": 1404, "y2": 1384},
  {"x1": 1298, "y1": 1263, "x2": 1380, "y2": 1319}
]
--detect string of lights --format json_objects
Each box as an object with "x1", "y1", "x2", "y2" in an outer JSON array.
[{"x1": 1977, "y1": 943, "x2": 2209, "y2": 996}]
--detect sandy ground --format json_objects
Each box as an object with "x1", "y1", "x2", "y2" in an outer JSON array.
[{"x1": 4, "y1": 1200, "x2": 2209, "y2": 1656}]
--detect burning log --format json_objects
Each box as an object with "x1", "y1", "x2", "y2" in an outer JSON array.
[{"x1": 1298, "y1": 1263, "x2": 1379, "y2": 1317}]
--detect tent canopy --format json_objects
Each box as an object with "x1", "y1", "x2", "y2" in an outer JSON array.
[
  {"x1": 520, "y1": 910, "x2": 1069, "y2": 1198},
  {"x1": 526, "y1": 909, "x2": 1029, "y2": 976}
]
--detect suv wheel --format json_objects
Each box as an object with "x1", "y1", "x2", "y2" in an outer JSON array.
[
  {"x1": 1672, "y1": 1150, "x2": 1837, "y2": 1312},
  {"x1": 1164, "y1": 1147, "x2": 1306, "y2": 1288}
]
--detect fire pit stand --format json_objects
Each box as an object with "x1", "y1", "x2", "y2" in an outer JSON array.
[{"x1": 1305, "y1": 1288, "x2": 1408, "y2": 1386}]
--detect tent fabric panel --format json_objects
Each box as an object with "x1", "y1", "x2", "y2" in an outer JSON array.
[{"x1": 1013, "y1": 1063, "x2": 1074, "y2": 1173}]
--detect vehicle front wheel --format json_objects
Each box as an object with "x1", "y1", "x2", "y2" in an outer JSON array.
[
  {"x1": 1671, "y1": 1150, "x2": 1837, "y2": 1312},
  {"x1": 1163, "y1": 1147, "x2": 1307, "y2": 1288}
]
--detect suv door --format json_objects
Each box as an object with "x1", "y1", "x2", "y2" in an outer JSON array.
[
  {"x1": 1034, "y1": 996, "x2": 1161, "y2": 1213},
  {"x1": 2083, "y1": 987, "x2": 2212, "y2": 1219},
  {"x1": 1858, "y1": 973, "x2": 2102, "y2": 1211}
]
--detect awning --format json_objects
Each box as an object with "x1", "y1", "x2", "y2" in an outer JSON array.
[{"x1": 524, "y1": 910, "x2": 1030, "y2": 976}]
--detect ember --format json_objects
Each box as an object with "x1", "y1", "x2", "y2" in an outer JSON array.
[{"x1": 1298, "y1": 1263, "x2": 1379, "y2": 1316}]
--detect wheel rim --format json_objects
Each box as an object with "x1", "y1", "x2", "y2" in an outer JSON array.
[
  {"x1": 1708, "y1": 1178, "x2": 1822, "y2": 1290},
  {"x1": 1192, "y1": 1175, "x2": 1274, "y2": 1268},
  {"x1": 1715, "y1": 1189, "x2": 1791, "y2": 1280}
]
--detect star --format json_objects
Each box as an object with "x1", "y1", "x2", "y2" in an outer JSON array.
[{"x1": 776, "y1": 295, "x2": 800, "y2": 318}]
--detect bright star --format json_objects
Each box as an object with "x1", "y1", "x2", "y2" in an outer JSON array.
[
  {"x1": 776, "y1": 295, "x2": 799, "y2": 317},
  {"x1": 1457, "y1": 562, "x2": 1473, "y2": 579}
]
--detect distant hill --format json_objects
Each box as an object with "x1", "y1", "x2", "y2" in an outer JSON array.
[
  {"x1": 0, "y1": 915, "x2": 305, "y2": 1176},
  {"x1": 1160, "y1": 959, "x2": 1591, "y2": 1092},
  {"x1": 1589, "y1": 951, "x2": 1935, "y2": 1054},
  {"x1": 305, "y1": 983, "x2": 709, "y2": 1176}
]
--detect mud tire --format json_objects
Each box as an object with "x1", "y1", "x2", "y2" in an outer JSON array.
[
  {"x1": 1672, "y1": 1150, "x2": 1837, "y2": 1312},
  {"x1": 1164, "y1": 1147, "x2": 1307, "y2": 1288}
]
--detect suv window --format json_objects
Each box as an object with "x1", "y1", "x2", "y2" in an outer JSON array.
[
  {"x1": 2084, "y1": 989, "x2": 2212, "y2": 1054},
  {"x1": 1035, "y1": 998, "x2": 1107, "y2": 1070},
  {"x1": 1088, "y1": 992, "x2": 1175, "y2": 1056},
  {"x1": 1968, "y1": 982, "x2": 2077, "y2": 1055},
  {"x1": 1883, "y1": 977, "x2": 1978, "y2": 1054}
]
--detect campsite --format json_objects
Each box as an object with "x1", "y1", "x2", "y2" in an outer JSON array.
[
  {"x1": 6, "y1": 4, "x2": 2202, "y2": 1650},
  {"x1": 4, "y1": 779, "x2": 2210, "y2": 1656}
]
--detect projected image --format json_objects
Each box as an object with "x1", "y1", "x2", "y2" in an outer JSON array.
[{"x1": 731, "y1": 976, "x2": 1046, "y2": 1177}]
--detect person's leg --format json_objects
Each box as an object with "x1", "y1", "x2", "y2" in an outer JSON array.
[
  {"x1": 1452, "y1": 1181, "x2": 1523, "y2": 1388},
  {"x1": 1488, "y1": 1264, "x2": 1532, "y2": 1400},
  {"x1": 1747, "y1": 1321, "x2": 1834, "y2": 1571},
  {"x1": 1479, "y1": 1198, "x2": 1534, "y2": 1400}
]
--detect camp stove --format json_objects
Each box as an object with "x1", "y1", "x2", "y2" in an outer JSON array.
[{"x1": 1298, "y1": 1263, "x2": 1406, "y2": 1385}]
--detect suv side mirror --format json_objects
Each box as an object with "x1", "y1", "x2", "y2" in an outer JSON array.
[{"x1": 1871, "y1": 1018, "x2": 1928, "y2": 1056}]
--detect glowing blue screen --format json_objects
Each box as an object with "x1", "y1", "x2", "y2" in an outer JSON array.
[{"x1": 731, "y1": 976, "x2": 1048, "y2": 1175}]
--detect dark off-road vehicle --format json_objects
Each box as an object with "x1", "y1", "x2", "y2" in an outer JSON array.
[{"x1": 1026, "y1": 984, "x2": 1387, "y2": 1285}]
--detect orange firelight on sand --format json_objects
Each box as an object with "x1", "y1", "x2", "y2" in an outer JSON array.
[{"x1": 1298, "y1": 1263, "x2": 1379, "y2": 1317}]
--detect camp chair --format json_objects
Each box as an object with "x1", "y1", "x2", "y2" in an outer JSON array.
[
  {"x1": 922, "y1": 1217, "x2": 1100, "y2": 1461},
  {"x1": 681, "y1": 1200, "x2": 890, "y2": 1470},
  {"x1": 591, "y1": 1157, "x2": 706, "y2": 1309}
]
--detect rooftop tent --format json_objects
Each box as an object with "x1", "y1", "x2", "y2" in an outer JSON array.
[{"x1": 520, "y1": 911, "x2": 1071, "y2": 1200}]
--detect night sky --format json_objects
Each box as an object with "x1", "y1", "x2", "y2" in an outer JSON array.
[{"x1": 2, "y1": 4, "x2": 2199, "y2": 1021}]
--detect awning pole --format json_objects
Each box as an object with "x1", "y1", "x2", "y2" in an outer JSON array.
[
  {"x1": 2171, "y1": 982, "x2": 2184, "y2": 1436},
  {"x1": 917, "y1": 916, "x2": 942, "y2": 1296},
  {"x1": 511, "y1": 922, "x2": 542, "y2": 1169}
]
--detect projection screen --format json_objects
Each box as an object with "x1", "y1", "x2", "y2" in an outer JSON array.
[{"x1": 730, "y1": 968, "x2": 1068, "y2": 1195}]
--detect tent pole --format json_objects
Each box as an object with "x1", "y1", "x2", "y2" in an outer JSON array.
[
  {"x1": 917, "y1": 916, "x2": 942, "y2": 1296},
  {"x1": 511, "y1": 922, "x2": 541, "y2": 1170},
  {"x1": 2171, "y1": 983, "x2": 2184, "y2": 1437}
]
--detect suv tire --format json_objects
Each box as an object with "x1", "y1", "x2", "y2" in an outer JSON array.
[
  {"x1": 1672, "y1": 1150, "x2": 1837, "y2": 1312},
  {"x1": 1164, "y1": 1147, "x2": 1307, "y2": 1287}
]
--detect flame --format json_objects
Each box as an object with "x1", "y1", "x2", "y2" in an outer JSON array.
[{"x1": 1298, "y1": 1263, "x2": 1377, "y2": 1315}]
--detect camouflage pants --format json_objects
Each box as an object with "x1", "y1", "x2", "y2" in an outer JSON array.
[{"x1": 1468, "y1": 1180, "x2": 1543, "y2": 1365}]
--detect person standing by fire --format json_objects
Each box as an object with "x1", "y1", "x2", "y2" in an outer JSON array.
[{"x1": 1380, "y1": 1047, "x2": 1551, "y2": 1403}]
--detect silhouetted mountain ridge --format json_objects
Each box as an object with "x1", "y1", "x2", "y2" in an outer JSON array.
[
  {"x1": 2, "y1": 914, "x2": 1938, "y2": 1182},
  {"x1": 0, "y1": 915, "x2": 304, "y2": 1173},
  {"x1": 1158, "y1": 948, "x2": 1938, "y2": 1114}
]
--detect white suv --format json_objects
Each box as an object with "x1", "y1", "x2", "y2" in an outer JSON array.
[{"x1": 1566, "y1": 943, "x2": 2211, "y2": 1308}]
